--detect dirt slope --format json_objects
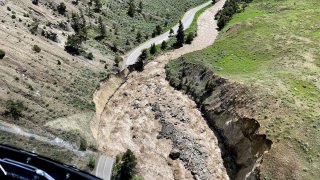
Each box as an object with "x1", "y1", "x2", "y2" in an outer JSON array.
[
  {"x1": 0, "y1": 0, "x2": 107, "y2": 148},
  {"x1": 97, "y1": 1, "x2": 228, "y2": 179}
]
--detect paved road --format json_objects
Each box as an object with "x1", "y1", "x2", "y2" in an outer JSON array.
[
  {"x1": 124, "y1": 1, "x2": 212, "y2": 66},
  {"x1": 95, "y1": 155, "x2": 114, "y2": 180}
]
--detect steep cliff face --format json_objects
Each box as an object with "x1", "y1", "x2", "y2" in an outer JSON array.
[{"x1": 166, "y1": 58, "x2": 272, "y2": 179}]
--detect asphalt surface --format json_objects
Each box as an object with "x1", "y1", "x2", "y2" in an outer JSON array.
[
  {"x1": 95, "y1": 155, "x2": 114, "y2": 180},
  {"x1": 124, "y1": 1, "x2": 212, "y2": 66}
]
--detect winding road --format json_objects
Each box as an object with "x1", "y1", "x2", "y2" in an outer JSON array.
[{"x1": 124, "y1": 1, "x2": 212, "y2": 66}]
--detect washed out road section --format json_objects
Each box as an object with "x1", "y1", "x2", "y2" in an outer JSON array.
[{"x1": 98, "y1": 0, "x2": 227, "y2": 179}]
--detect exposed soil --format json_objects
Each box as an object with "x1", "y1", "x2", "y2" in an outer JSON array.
[
  {"x1": 0, "y1": 0, "x2": 106, "y2": 143},
  {"x1": 96, "y1": 1, "x2": 229, "y2": 179},
  {"x1": 166, "y1": 60, "x2": 272, "y2": 179}
]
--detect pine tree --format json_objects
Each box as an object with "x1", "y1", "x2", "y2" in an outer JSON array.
[
  {"x1": 185, "y1": 32, "x2": 194, "y2": 44},
  {"x1": 119, "y1": 150, "x2": 137, "y2": 179},
  {"x1": 217, "y1": 15, "x2": 228, "y2": 30},
  {"x1": 32, "y1": 0, "x2": 39, "y2": 5},
  {"x1": 71, "y1": 12, "x2": 86, "y2": 35},
  {"x1": 155, "y1": 25, "x2": 162, "y2": 35},
  {"x1": 98, "y1": 16, "x2": 106, "y2": 37},
  {"x1": 126, "y1": 39, "x2": 131, "y2": 46},
  {"x1": 78, "y1": 26, "x2": 88, "y2": 42},
  {"x1": 57, "y1": 2, "x2": 67, "y2": 15},
  {"x1": 151, "y1": 30, "x2": 156, "y2": 38},
  {"x1": 138, "y1": 1, "x2": 143, "y2": 13},
  {"x1": 150, "y1": 43, "x2": 157, "y2": 54},
  {"x1": 140, "y1": 49, "x2": 148, "y2": 60},
  {"x1": 88, "y1": 0, "x2": 93, "y2": 6},
  {"x1": 94, "y1": 0, "x2": 102, "y2": 12},
  {"x1": 112, "y1": 42, "x2": 118, "y2": 52},
  {"x1": 65, "y1": 34, "x2": 82, "y2": 54},
  {"x1": 136, "y1": 31, "x2": 142, "y2": 43},
  {"x1": 175, "y1": 20, "x2": 185, "y2": 48},
  {"x1": 128, "y1": 0, "x2": 136, "y2": 17},
  {"x1": 71, "y1": 12, "x2": 81, "y2": 33},
  {"x1": 161, "y1": 41, "x2": 167, "y2": 50}
]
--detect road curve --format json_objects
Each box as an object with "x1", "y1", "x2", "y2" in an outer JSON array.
[
  {"x1": 124, "y1": 1, "x2": 212, "y2": 66},
  {"x1": 95, "y1": 155, "x2": 114, "y2": 180}
]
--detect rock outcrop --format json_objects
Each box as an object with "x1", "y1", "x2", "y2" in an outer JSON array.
[
  {"x1": 54, "y1": 21, "x2": 72, "y2": 31},
  {"x1": 41, "y1": 30, "x2": 59, "y2": 42}
]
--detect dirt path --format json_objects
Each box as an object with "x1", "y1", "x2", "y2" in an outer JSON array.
[{"x1": 97, "y1": 1, "x2": 227, "y2": 179}]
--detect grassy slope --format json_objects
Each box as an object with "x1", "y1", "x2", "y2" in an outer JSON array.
[{"x1": 176, "y1": 0, "x2": 320, "y2": 179}]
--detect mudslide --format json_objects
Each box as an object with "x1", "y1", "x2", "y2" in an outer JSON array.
[{"x1": 97, "y1": 0, "x2": 227, "y2": 179}]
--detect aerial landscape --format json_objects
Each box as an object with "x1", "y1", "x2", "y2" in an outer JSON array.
[{"x1": 0, "y1": 0, "x2": 319, "y2": 179}]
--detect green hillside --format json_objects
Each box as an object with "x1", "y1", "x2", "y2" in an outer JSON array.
[
  {"x1": 168, "y1": 0, "x2": 320, "y2": 179},
  {"x1": 87, "y1": 0, "x2": 207, "y2": 53}
]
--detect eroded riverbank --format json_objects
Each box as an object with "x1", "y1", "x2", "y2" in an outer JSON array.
[{"x1": 95, "y1": 1, "x2": 228, "y2": 179}]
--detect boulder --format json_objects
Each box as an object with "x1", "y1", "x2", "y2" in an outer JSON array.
[
  {"x1": 54, "y1": 21, "x2": 72, "y2": 31},
  {"x1": 169, "y1": 148, "x2": 180, "y2": 160},
  {"x1": 41, "y1": 30, "x2": 59, "y2": 42},
  {"x1": 71, "y1": 0, "x2": 79, "y2": 5}
]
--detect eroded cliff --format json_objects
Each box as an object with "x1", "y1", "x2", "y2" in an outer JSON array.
[{"x1": 166, "y1": 58, "x2": 272, "y2": 179}]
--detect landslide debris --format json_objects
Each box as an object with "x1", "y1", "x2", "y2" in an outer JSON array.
[{"x1": 97, "y1": 1, "x2": 229, "y2": 179}]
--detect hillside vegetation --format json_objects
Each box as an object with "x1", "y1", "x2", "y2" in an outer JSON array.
[
  {"x1": 0, "y1": 0, "x2": 206, "y2": 167},
  {"x1": 167, "y1": 0, "x2": 320, "y2": 179},
  {"x1": 95, "y1": 0, "x2": 207, "y2": 51}
]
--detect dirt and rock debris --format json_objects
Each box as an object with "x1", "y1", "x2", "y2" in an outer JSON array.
[
  {"x1": 166, "y1": 59, "x2": 273, "y2": 179},
  {"x1": 96, "y1": 1, "x2": 230, "y2": 179},
  {"x1": 153, "y1": 102, "x2": 213, "y2": 179},
  {"x1": 97, "y1": 68, "x2": 228, "y2": 179}
]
